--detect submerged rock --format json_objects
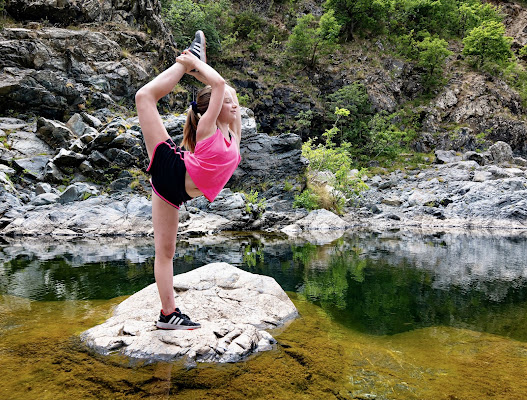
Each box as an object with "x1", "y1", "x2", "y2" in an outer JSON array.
[{"x1": 80, "y1": 263, "x2": 298, "y2": 364}]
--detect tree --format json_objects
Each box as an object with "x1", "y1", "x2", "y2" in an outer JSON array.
[
  {"x1": 165, "y1": 0, "x2": 232, "y2": 55},
  {"x1": 288, "y1": 10, "x2": 341, "y2": 67},
  {"x1": 324, "y1": 0, "x2": 391, "y2": 40},
  {"x1": 326, "y1": 83, "x2": 372, "y2": 144},
  {"x1": 462, "y1": 21, "x2": 513, "y2": 68},
  {"x1": 417, "y1": 36, "x2": 452, "y2": 88},
  {"x1": 457, "y1": 0, "x2": 502, "y2": 38}
]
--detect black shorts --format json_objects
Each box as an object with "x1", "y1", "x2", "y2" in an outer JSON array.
[{"x1": 146, "y1": 139, "x2": 192, "y2": 209}]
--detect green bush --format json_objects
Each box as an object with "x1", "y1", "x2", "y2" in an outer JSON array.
[
  {"x1": 417, "y1": 35, "x2": 452, "y2": 89},
  {"x1": 462, "y1": 21, "x2": 513, "y2": 68},
  {"x1": 164, "y1": 0, "x2": 232, "y2": 55},
  {"x1": 293, "y1": 188, "x2": 320, "y2": 211},
  {"x1": 233, "y1": 10, "x2": 266, "y2": 39},
  {"x1": 301, "y1": 108, "x2": 369, "y2": 211},
  {"x1": 456, "y1": 0, "x2": 502, "y2": 38},
  {"x1": 287, "y1": 10, "x2": 341, "y2": 67},
  {"x1": 324, "y1": 0, "x2": 390, "y2": 39},
  {"x1": 326, "y1": 82, "x2": 372, "y2": 144}
]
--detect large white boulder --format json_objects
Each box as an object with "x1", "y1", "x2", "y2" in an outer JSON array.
[{"x1": 81, "y1": 263, "x2": 298, "y2": 364}]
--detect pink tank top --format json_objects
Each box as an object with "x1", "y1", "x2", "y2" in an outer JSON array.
[{"x1": 184, "y1": 128, "x2": 241, "y2": 202}]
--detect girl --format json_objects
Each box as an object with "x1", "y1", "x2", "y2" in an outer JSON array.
[{"x1": 135, "y1": 31, "x2": 242, "y2": 330}]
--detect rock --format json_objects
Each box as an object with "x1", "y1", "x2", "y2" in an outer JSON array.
[
  {"x1": 66, "y1": 113, "x2": 89, "y2": 137},
  {"x1": 2, "y1": 194, "x2": 153, "y2": 236},
  {"x1": 282, "y1": 209, "x2": 349, "y2": 234},
  {"x1": 80, "y1": 263, "x2": 298, "y2": 364},
  {"x1": 228, "y1": 113, "x2": 307, "y2": 194},
  {"x1": 513, "y1": 157, "x2": 527, "y2": 167},
  {"x1": 52, "y1": 148, "x2": 86, "y2": 167},
  {"x1": 13, "y1": 156, "x2": 50, "y2": 179},
  {"x1": 8, "y1": 129, "x2": 53, "y2": 158},
  {"x1": 464, "y1": 151, "x2": 490, "y2": 165},
  {"x1": 489, "y1": 141, "x2": 514, "y2": 163},
  {"x1": 43, "y1": 161, "x2": 65, "y2": 183},
  {"x1": 435, "y1": 150, "x2": 462, "y2": 164},
  {"x1": 31, "y1": 192, "x2": 60, "y2": 206},
  {"x1": 36, "y1": 117, "x2": 76, "y2": 148},
  {"x1": 81, "y1": 112, "x2": 102, "y2": 129},
  {"x1": 35, "y1": 182, "x2": 53, "y2": 195},
  {"x1": 473, "y1": 171, "x2": 493, "y2": 182},
  {"x1": 59, "y1": 182, "x2": 99, "y2": 204}
]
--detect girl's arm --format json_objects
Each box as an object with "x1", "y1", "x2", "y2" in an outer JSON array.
[
  {"x1": 227, "y1": 85, "x2": 242, "y2": 144},
  {"x1": 188, "y1": 71, "x2": 241, "y2": 143}
]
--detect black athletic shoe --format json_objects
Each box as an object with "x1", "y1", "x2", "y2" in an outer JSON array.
[
  {"x1": 186, "y1": 30, "x2": 206, "y2": 65},
  {"x1": 156, "y1": 308, "x2": 201, "y2": 330}
]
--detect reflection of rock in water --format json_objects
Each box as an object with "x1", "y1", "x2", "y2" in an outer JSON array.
[
  {"x1": 350, "y1": 230, "x2": 527, "y2": 300},
  {"x1": 0, "y1": 236, "x2": 155, "y2": 265}
]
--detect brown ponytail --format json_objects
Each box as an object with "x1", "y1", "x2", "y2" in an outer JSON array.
[{"x1": 182, "y1": 85, "x2": 212, "y2": 153}]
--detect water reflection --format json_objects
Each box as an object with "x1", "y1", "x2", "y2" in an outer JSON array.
[{"x1": 1, "y1": 230, "x2": 527, "y2": 340}]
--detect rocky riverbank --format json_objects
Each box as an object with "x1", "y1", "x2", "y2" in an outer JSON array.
[{"x1": 2, "y1": 119, "x2": 527, "y2": 238}]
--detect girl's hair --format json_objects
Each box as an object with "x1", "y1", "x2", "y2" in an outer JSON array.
[{"x1": 182, "y1": 85, "x2": 212, "y2": 153}]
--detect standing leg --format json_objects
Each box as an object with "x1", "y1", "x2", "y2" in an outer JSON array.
[{"x1": 151, "y1": 190, "x2": 180, "y2": 314}]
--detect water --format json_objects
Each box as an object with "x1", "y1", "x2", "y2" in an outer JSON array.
[{"x1": 1, "y1": 230, "x2": 527, "y2": 399}]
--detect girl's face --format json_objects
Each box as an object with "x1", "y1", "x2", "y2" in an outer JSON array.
[{"x1": 217, "y1": 90, "x2": 238, "y2": 124}]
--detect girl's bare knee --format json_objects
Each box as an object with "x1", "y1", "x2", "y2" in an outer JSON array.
[{"x1": 155, "y1": 242, "x2": 176, "y2": 260}]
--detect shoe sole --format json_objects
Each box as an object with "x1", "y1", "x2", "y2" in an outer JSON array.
[
  {"x1": 196, "y1": 30, "x2": 206, "y2": 63},
  {"x1": 156, "y1": 321, "x2": 201, "y2": 330}
]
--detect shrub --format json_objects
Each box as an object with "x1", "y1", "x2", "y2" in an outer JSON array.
[
  {"x1": 324, "y1": 0, "x2": 390, "y2": 39},
  {"x1": 326, "y1": 82, "x2": 372, "y2": 144},
  {"x1": 462, "y1": 21, "x2": 513, "y2": 68},
  {"x1": 287, "y1": 10, "x2": 341, "y2": 67},
  {"x1": 300, "y1": 108, "x2": 369, "y2": 212},
  {"x1": 164, "y1": 0, "x2": 232, "y2": 56},
  {"x1": 416, "y1": 35, "x2": 452, "y2": 89},
  {"x1": 293, "y1": 188, "x2": 320, "y2": 211}
]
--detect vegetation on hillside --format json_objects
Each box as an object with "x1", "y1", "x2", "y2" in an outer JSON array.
[{"x1": 160, "y1": 0, "x2": 526, "y2": 211}]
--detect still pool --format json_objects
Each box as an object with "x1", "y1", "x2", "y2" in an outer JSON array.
[{"x1": 1, "y1": 230, "x2": 527, "y2": 399}]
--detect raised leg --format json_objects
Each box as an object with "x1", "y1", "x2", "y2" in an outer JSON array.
[{"x1": 135, "y1": 61, "x2": 187, "y2": 159}]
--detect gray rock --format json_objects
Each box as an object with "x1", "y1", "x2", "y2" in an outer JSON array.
[
  {"x1": 43, "y1": 161, "x2": 64, "y2": 183},
  {"x1": 88, "y1": 150, "x2": 110, "y2": 168},
  {"x1": 513, "y1": 157, "x2": 527, "y2": 167},
  {"x1": 80, "y1": 263, "x2": 298, "y2": 364},
  {"x1": 8, "y1": 130, "x2": 53, "y2": 158},
  {"x1": 31, "y1": 192, "x2": 59, "y2": 206},
  {"x1": 80, "y1": 127, "x2": 98, "y2": 144},
  {"x1": 66, "y1": 113, "x2": 89, "y2": 137},
  {"x1": 81, "y1": 112, "x2": 102, "y2": 128},
  {"x1": 0, "y1": 171, "x2": 16, "y2": 194},
  {"x1": 464, "y1": 151, "x2": 490, "y2": 165},
  {"x1": 35, "y1": 182, "x2": 53, "y2": 195},
  {"x1": 36, "y1": 117, "x2": 76, "y2": 148},
  {"x1": 59, "y1": 182, "x2": 99, "y2": 204},
  {"x1": 282, "y1": 209, "x2": 349, "y2": 234},
  {"x1": 13, "y1": 156, "x2": 50, "y2": 180},
  {"x1": 435, "y1": 150, "x2": 462, "y2": 164},
  {"x1": 52, "y1": 148, "x2": 86, "y2": 167},
  {"x1": 104, "y1": 148, "x2": 134, "y2": 167},
  {"x1": 2, "y1": 194, "x2": 153, "y2": 236},
  {"x1": 489, "y1": 141, "x2": 514, "y2": 163},
  {"x1": 473, "y1": 170, "x2": 493, "y2": 182}
]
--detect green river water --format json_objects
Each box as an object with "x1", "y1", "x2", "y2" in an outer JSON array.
[{"x1": 1, "y1": 230, "x2": 526, "y2": 399}]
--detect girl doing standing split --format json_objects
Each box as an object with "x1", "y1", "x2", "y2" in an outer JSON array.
[{"x1": 135, "y1": 31, "x2": 242, "y2": 330}]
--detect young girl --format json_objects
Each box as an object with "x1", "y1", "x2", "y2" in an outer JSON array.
[{"x1": 135, "y1": 31, "x2": 242, "y2": 330}]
